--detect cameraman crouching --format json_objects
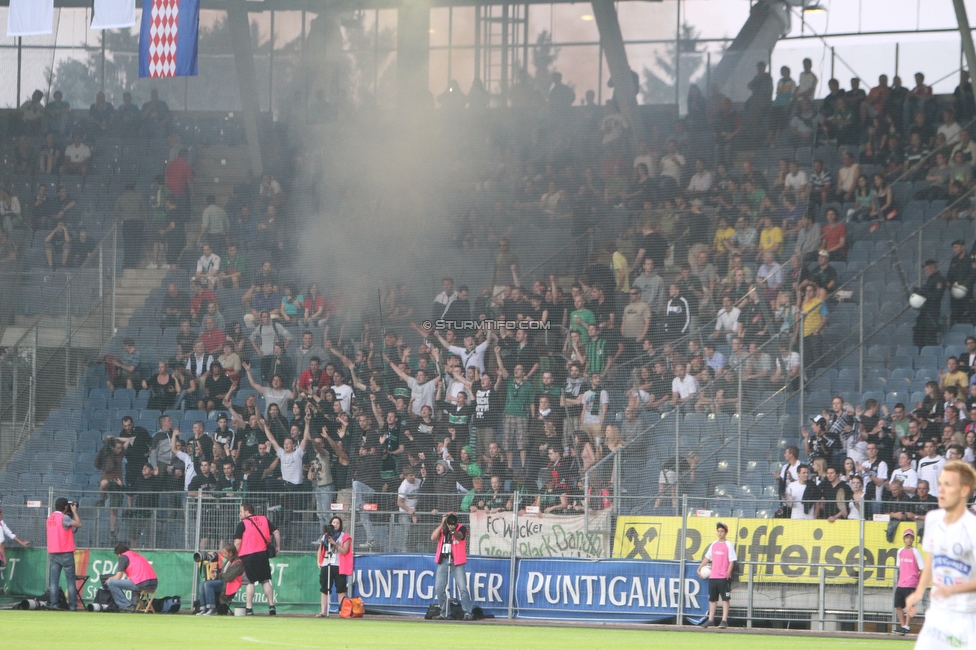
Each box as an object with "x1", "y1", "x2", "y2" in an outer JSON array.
[
  {"x1": 316, "y1": 516, "x2": 352, "y2": 617},
  {"x1": 46, "y1": 498, "x2": 82, "y2": 610},
  {"x1": 105, "y1": 544, "x2": 158, "y2": 612},
  {"x1": 431, "y1": 513, "x2": 472, "y2": 621},
  {"x1": 198, "y1": 544, "x2": 244, "y2": 616}
]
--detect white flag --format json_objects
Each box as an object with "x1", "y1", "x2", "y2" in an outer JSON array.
[
  {"x1": 6, "y1": 0, "x2": 54, "y2": 36},
  {"x1": 91, "y1": 0, "x2": 136, "y2": 30}
]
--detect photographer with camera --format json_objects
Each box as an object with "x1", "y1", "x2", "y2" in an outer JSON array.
[
  {"x1": 105, "y1": 544, "x2": 158, "y2": 612},
  {"x1": 316, "y1": 515, "x2": 352, "y2": 617},
  {"x1": 197, "y1": 544, "x2": 244, "y2": 616},
  {"x1": 45, "y1": 497, "x2": 82, "y2": 610},
  {"x1": 233, "y1": 502, "x2": 281, "y2": 616},
  {"x1": 431, "y1": 513, "x2": 473, "y2": 621}
]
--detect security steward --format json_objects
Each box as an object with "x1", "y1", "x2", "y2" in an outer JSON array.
[
  {"x1": 913, "y1": 259, "x2": 945, "y2": 348},
  {"x1": 946, "y1": 240, "x2": 973, "y2": 325},
  {"x1": 233, "y1": 502, "x2": 281, "y2": 616}
]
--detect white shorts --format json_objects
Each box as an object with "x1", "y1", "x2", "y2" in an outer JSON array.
[{"x1": 916, "y1": 606, "x2": 976, "y2": 650}]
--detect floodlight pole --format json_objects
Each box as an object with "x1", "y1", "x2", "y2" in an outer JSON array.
[
  {"x1": 227, "y1": 0, "x2": 265, "y2": 176},
  {"x1": 952, "y1": 0, "x2": 976, "y2": 112},
  {"x1": 590, "y1": 0, "x2": 646, "y2": 149}
]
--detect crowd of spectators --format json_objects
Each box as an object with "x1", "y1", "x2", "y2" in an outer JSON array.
[{"x1": 14, "y1": 59, "x2": 976, "y2": 549}]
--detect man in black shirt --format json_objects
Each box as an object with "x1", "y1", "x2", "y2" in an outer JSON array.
[
  {"x1": 213, "y1": 413, "x2": 236, "y2": 461},
  {"x1": 174, "y1": 319, "x2": 196, "y2": 364},
  {"x1": 125, "y1": 463, "x2": 161, "y2": 548},
  {"x1": 859, "y1": 399, "x2": 894, "y2": 465},
  {"x1": 898, "y1": 417, "x2": 926, "y2": 464},
  {"x1": 472, "y1": 372, "x2": 504, "y2": 459},
  {"x1": 676, "y1": 266, "x2": 703, "y2": 318},
  {"x1": 188, "y1": 459, "x2": 217, "y2": 496},
  {"x1": 253, "y1": 441, "x2": 280, "y2": 488},
  {"x1": 946, "y1": 239, "x2": 973, "y2": 326},
  {"x1": 587, "y1": 285, "x2": 616, "y2": 332},
  {"x1": 819, "y1": 466, "x2": 853, "y2": 521},
  {"x1": 634, "y1": 220, "x2": 669, "y2": 271},
  {"x1": 215, "y1": 459, "x2": 241, "y2": 493},
  {"x1": 351, "y1": 431, "x2": 384, "y2": 549},
  {"x1": 881, "y1": 480, "x2": 913, "y2": 542},
  {"x1": 446, "y1": 391, "x2": 475, "y2": 449},
  {"x1": 160, "y1": 284, "x2": 189, "y2": 330},
  {"x1": 560, "y1": 363, "x2": 585, "y2": 451},
  {"x1": 118, "y1": 416, "x2": 152, "y2": 496},
  {"x1": 189, "y1": 421, "x2": 215, "y2": 463},
  {"x1": 201, "y1": 362, "x2": 233, "y2": 412},
  {"x1": 67, "y1": 227, "x2": 96, "y2": 267},
  {"x1": 908, "y1": 479, "x2": 939, "y2": 538},
  {"x1": 510, "y1": 330, "x2": 540, "y2": 380},
  {"x1": 803, "y1": 251, "x2": 838, "y2": 293}
]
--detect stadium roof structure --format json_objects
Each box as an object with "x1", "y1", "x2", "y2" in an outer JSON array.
[{"x1": 0, "y1": 0, "x2": 667, "y2": 8}]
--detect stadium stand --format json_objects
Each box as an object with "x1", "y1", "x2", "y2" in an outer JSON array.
[{"x1": 0, "y1": 59, "x2": 974, "y2": 558}]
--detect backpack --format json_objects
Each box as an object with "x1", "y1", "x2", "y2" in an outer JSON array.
[
  {"x1": 43, "y1": 587, "x2": 69, "y2": 610},
  {"x1": 424, "y1": 603, "x2": 442, "y2": 620},
  {"x1": 93, "y1": 587, "x2": 113, "y2": 606},
  {"x1": 152, "y1": 595, "x2": 182, "y2": 614},
  {"x1": 339, "y1": 596, "x2": 365, "y2": 618},
  {"x1": 449, "y1": 599, "x2": 464, "y2": 620}
]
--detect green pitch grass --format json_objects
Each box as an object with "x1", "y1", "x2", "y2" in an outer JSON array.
[{"x1": 0, "y1": 611, "x2": 907, "y2": 649}]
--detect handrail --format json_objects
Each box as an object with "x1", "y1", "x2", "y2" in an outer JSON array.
[
  {"x1": 0, "y1": 224, "x2": 118, "y2": 363},
  {"x1": 587, "y1": 183, "x2": 974, "y2": 498},
  {"x1": 518, "y1": 229, "x2": 592, "y2": 285}
]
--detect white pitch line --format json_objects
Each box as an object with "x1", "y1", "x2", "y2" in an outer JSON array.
[{"x1": 240, "y1": 636, "x2": 319, "y2": 648}]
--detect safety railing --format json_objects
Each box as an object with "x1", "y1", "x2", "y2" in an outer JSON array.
[
  {"x1": 0, "y1": 225, "x2": 118, "y2": 470},
  {"x1": 0, "y1": 487, "x2": 936, "y2": 629}
]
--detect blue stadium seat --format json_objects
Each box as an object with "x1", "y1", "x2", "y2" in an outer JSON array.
[
  {"x1": 886, "y1": 391, "x2": 907, "y2": 404},
  {"x1": 184, "y1": 409, "x2": 207, "y2": 423},
  {"x1": 88, "y1": 410, "x2": 112, "y2": 432},
  {"x1": 135, "y1": 418, "x2": 158, "y2": 433},
  {"x1": 134, "y1": 392, "x2": 150, "y2": 409},
  {"x1": 109, "y1": 396, "x2": 132, "y2": 410},
  {"x1": 946, "y1": 344, "x2": 966, "y2": 359},
  {"x1": 115, "y1": 408, "x2": 139, "y2": 423}
]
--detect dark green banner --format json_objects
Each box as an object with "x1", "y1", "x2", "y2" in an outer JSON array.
[{"x1": 0, "y1": 547, "x2": 323, "y2": 613}]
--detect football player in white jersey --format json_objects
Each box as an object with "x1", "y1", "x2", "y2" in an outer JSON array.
[{"x1": 906, "y1": 460, "x2": 976, "y2": 649}]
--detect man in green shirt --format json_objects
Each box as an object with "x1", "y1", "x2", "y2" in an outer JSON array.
[
  {"x1": 219, "y1": 243, "x2": 247, "y2": 289},
  {"x1": 494, "y1": 345, "x2": 535, "y2": 472},
  {"x1": 461, "y1": 476, "x2": 488, "y2": 512},
  {"x1": 569, "y1": 294, "x2": 596, "y2": 344},
  {"x1": 585, "y1": 323, "x2": 622, "y2": 376}
]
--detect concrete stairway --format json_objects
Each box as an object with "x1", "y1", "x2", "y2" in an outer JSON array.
[
  {"x1": 1, "y1": 268, "x2": 169, "y2": 347},
  {"x1": 113, "y1": 268, "x2": 171, "y2": 327}
]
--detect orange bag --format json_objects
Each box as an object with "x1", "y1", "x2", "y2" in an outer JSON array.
[{"x1": 339, "y1": 597, "x2": 365, "y2": 618}]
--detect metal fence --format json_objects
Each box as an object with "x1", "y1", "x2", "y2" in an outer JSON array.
[
  {"x1": 0, "y1": 486, "x2": 931, "y2": 629},
  {"x1": 0, "y1": 226, "x2": 118, "y2": 471}
]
